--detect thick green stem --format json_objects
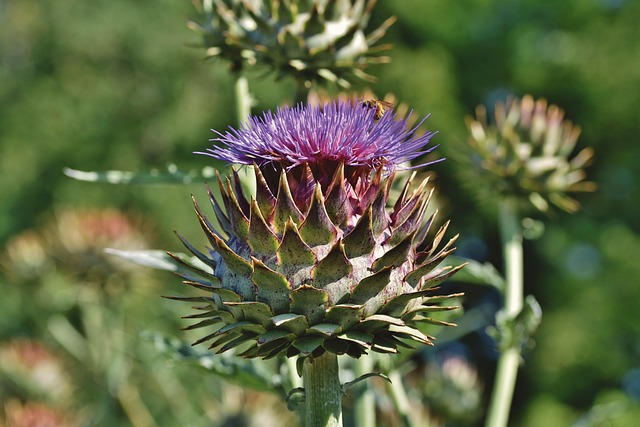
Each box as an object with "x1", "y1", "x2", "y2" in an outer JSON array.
[
  {"x1": 499, "y1": 200, "x2": 524, "y2": 318},
  {"x1": 233, "y1": 72, "x2": 252, "y2": 125},
  {"x1": 353, "y1": 356, "x2": 375, "y2": 427},
  {"x1": 485, "y1": 199, "x2": 524, "y2": 427},
  {"x1": 304, "y1": 352, "x2": 343, "y2": 427}
]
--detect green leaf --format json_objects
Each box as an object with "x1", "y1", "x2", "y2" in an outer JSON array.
[
  {"x1": 371, "y1": 333, "x2": 414, "y2": 353},
  {"x1": 220, "y1": 176, "x2": 249, "y2": 240},
  {"x1": 445, "y1": 255, "x2": 505, "y2": 291},
  {"x1": 370, "y1": 181, "x2": 389, "y2": 236},
  {"x1": 387, "y1": 188, "x2": 430, "y2": 247},
  {"x1": 207, "y1": 231, "x2": 254, "y2": 278},
  {"x1": 142, "y1": 332, "x2": 282, "y2": 394},
  {"x1": 342, "y1": 372, "x2": 391, "y2": 394},
  {"x1": 405, "y1": 248, "x2": 456, "y2": 287},
  {"x1": 175, "y1": 232, "x2": 217, "y2": 270},
  {"x1": 218, "y1": 333, "x2": 259, "y2": 353},
  {"x1": 255, "y1": 338, "x2": 292, "y2": 359},
  {"x1": 105, "y1": 248, "x2": 212, "y2": 276},
  {"x1": 253, "y1": 166, "x2": 276, "y2": 219},
  {"x1": 64, "y1": 164, "x2": 217, "y2": 184}
]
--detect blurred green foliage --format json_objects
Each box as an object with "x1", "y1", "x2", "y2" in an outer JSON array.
[{"x1": 2, "y1": 0, "x2": 639, "y2": 426}]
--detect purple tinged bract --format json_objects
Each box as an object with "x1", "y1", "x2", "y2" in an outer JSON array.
[{"x1": 199, "y1": 100, "x2": 441, "y2": 175}]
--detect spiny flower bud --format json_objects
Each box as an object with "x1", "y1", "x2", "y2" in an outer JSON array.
[
  {"x1": 189, "y1": 0, "x2": 395, "y2": 87},
  {"x1": 462, "y1": 95, "x2": 596, "y2": 214}
]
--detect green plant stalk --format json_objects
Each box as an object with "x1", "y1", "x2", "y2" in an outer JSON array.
[
  {"x1": 485, "y1": 198, "x2": 524, "y2": 427},
  {"x1": 233, "y1": 72, "x2": 252, "y2": 125},
  {"x1": 387, "y1": 369, "x2": 415, "y2": 427},
  {"x1": 353, "y1": 355, "x2": 375, "y2": 427},
  {"x1": 303, "y1": 352, "x2": 343, "y2": 427}
]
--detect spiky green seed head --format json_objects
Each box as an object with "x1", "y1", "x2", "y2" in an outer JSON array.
[
  {"x1": 171, "y1": 100, "x2": 463, "y2": 360},
  {"x1": 189, "y1": 0, "x2": 395, "y2": 87},
  {"x1": 461, "y1": 95, "x2": 596, "y2": 214}
]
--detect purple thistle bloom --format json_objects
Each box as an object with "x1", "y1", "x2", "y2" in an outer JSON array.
[
  {"x1": 159, "y1": 97, "x2": 464, "y2": 366},
  {"x1": 199, "y1": 100, "x2": 441, "y2": 183}
]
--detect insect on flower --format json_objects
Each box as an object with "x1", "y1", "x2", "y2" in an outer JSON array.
[{"x1": 362, "y1": 99, "x2": 395, "y2": 121}]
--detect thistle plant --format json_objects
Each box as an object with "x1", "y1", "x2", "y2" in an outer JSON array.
[
  {"x1": 166, "y1": 100, "x2": 463, "y2": 426},
  {"x1": 189, "y1": 0, "x2": 395, "y2": 106},
  {"x1": 457, "y1": 95, "x2": 595, "y2": 427}
]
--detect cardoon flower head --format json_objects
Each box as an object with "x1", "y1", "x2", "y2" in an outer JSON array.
[
  {"x1": 461, "y1": 95, "x2": 596, "y2": 214},
  {"x1": 172, "y1": 100, "x2": 463, "y2": 360}
]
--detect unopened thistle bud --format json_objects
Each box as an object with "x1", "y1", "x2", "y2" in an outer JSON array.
[
  {"x1": 461, "y1": 95, "x2": 596, "y2": 214},
  {"x1": 189, "y1": 0, "x2": 395, "y2": 87}
]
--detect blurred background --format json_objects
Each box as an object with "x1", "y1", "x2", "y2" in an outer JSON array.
[{"x1": 1, "y1": 0, "x2": 639, "y2": 426}]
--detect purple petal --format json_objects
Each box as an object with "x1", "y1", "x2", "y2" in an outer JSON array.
[{"x1": 197, "y1": 100, "x2": 440, "y2": 174}]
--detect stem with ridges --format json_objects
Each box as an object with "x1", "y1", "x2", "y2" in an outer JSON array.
[
  {"x1": 353, "y1": 355, "x2": 375, "y2": 427},
  {"x1": 304, "y1": 352, "x2": 343, "y2": 427},
  {"x1": 233, "y1": 71, "x2": 252, "y2": 125},
  {"x1": 485, "y1": 198, "x2": 524, "y2": 427}
]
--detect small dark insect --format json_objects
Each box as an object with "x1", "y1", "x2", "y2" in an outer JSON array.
[{"x1": 362, "y1": 99, "x2": 395, "y2": 121}]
